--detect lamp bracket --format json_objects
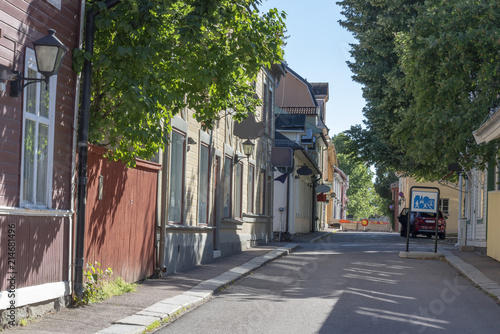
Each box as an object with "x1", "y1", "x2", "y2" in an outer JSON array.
[
  {"x1": 234, "y1": 154, "x2": 248, "y2": 165},
  {"x1": 10, "y1": 72, "x2": 49, "y2": 97}
]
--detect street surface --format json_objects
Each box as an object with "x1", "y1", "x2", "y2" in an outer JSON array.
[{"x1": 155, "y1": 232, "x2": 500, "y2": 333}]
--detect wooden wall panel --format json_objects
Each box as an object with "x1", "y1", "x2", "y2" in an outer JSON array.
[
  {"x1": 0, "y1": 215, "x2": 69, "y2": 291},
  {"x1": 85, "y1": 146, "x2": 159, "y2": 283}
]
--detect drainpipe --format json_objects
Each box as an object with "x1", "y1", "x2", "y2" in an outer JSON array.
[
  {"x1": 311, "y1": 174, "x2": 322, "y2": 232},
  {"x1": 74, "y1": 0, "x2": 120, "y2": 300}
]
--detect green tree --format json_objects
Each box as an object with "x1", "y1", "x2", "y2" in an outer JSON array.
[
  {"x1": 337, "y1": 0, "x2": 499, "y2": 180},
  {"x1": 332, "y1": 133, "x2": 383, "y2": 219},
  {"x1": 394, "y1": 0, "x2": 500, "y2": 175},
  {"x1": 76, "y1": 0, "x2": 286, "y2": 164}
]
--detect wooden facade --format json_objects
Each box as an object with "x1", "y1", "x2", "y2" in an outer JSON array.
[
  {"x1": 85, "y1": 145, "x2": 160, "y2": 283},
  {"x1": 0, "y1": 0, "x2": 80, "y2": 311}
]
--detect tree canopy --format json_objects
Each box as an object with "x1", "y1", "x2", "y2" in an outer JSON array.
[
  {"x1": 337, "y1": 0, "x2": 500, "y2": 180},
  {"x1": 332, "y1": 133, "x2": 384, "y2": 219},
  {"x1": 75, "y1": 0, "x2": 286, "y2": 164}
]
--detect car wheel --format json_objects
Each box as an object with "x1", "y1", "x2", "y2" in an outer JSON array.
[{"x1": 439, "y1": 232, "x2": 446, "y2": 240}]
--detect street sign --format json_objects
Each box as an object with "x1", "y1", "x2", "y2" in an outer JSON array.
[{"x1": 411, "y1": 191, "x2": 438, "y2": 214}]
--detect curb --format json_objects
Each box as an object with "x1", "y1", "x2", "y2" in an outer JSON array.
[
  {"x1": 399, "y1": 251, "x2": 445, "y2": 259},
  {"x1": 399, "y1": 248, "x2": 500, "y2": 303},
  {"x1": 309, "y1": 231, "x2": 333, "y2": 243},
  {"x1": 440, "y1": 249, "x2": 500, "y2": 302},
  {"x1": 96, "y1": 244, "x2": 299, "y2": 334}
]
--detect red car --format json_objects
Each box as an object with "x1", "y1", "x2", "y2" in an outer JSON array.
[{"x1": 398, "y1": 208, "x2": 447, "y2": 240}]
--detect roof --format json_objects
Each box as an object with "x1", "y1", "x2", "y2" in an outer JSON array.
[
  {"x1": 311, "y1": 83, "x2": 329, "y2": 97},
  {"x1": 283, "y1": 64, "x2": 318, "y2": 108},
  {"x1": 274, "y1": 131, "x2": 302, "y2": 149}
]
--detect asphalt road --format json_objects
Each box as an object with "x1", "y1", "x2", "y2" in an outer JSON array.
[{"x1": 155, "y1": 232, "x2": 500, "y2": 334}]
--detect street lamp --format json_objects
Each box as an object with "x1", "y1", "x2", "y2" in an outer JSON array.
[
  {"x1": 10, "y1": 29, "x2": 68, "y2": 97},
  {"x1": 235, "y1": 139, "x2": 255, "y2": 164}
]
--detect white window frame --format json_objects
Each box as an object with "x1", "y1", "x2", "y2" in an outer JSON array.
[
  {"x1": 168, "y1": 128, "x2": 186, "y2": 224},
  {"x1": 197, "y1": 143, "x2": 210, "y2": 225},
  {"x1": 439, "y1": 198, "x2": 449, "y2": 215},
  {"x1": 234, "y1": 161, "x2": 243, "y2": 219},
  {"x1": 20, "y1": 48, "x2": 56, "y2": 209}
]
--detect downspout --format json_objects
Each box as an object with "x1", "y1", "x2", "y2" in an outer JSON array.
[
  {"x1": 70, "y1": 0, "x2": 87, "y2": 292},
  {"x1": 311, "y1": 174, "x2": 321, "y2": 232},
  {"x1": 158, "y1": 121, "x2": 170, "y2": 274},
  {"x1": 74, "y1": 0, "x2": 121, "y2": 299}
]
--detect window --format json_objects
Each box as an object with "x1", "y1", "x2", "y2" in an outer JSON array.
[
  {"x1": 247, "y1": 164, "x2": 255, "y2": 214},
  {"x1": 234, "y1": 162, "x2": 243, "y2": 219},
  {"x1": 222, "y1": 156, "x2": 233, "y2": 218},
  {"x1": 264, "y1": 82, "x2": 273, "y2": 134},
  {"x1": 496, "y1": 160, "x2": 500, "y2": 190},
  {"x1": 197, "y1": 144, "x2": 210, "y2": 225},
  {"x1": 168, "y1": 130, "x2": 186, "y2": 223},
  {"x1": 20, "y1": 48, "x2": 55, "y2": 208},
  {"x1": 479, "y1": 172, "x2": 484, "y2": 218},
  {"x1": 439, "y1": 198, "x2": 449, "y2": 215},
  {"x1": 258, "y1": 169, "x2": 266, "y2": 215}
]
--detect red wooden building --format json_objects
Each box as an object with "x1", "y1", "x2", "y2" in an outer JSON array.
[{"x1": 0, "y1": 0, "x2": 81, "y2": 320}]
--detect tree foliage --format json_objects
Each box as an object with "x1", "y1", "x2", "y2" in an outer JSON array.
[
  {"x1": 332, "y1": 133, "x2": 384, "y2": 219},
  {"x1": 75, "y1": 0, "x2": 286, "y2": 164},
  {"x1": 337, "y1": 0, "x2": 500, "y2": 180}
]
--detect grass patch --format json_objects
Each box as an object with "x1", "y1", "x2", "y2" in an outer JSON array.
[
  {"x1": 101, "y1": 277, "x2": 137, "y2": 299},
  {"x1": 143, "y1": 320, "x2": 162, "y2": 333}
]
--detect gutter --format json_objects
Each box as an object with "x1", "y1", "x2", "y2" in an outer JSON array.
[{"x1": 74, "y1": 0, "x2": 121, "y2": 299}]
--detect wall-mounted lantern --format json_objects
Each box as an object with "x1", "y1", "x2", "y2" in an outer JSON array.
[
  {"x1": 10, "y1": 29, "x2": 68, "y2": 97},
  {"x1": 234, "y1": 139, "x2": 255, "y2": 164}
]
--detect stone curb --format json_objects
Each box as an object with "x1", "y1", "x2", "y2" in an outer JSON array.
[
  {"x1": 399, "y1": 248, "x2": 500, "y2": 303},
  {"x1": 399, "y1": 251, "x2": 445, "y2": 259},
  {"x1": 96, "y1": 244, "x2": 299, "y2": 334},
  {"x1": 440, "y1": 249, "x2": 500, "y2": 302},
  {"x1": 308, "y1": 231, "x2": 335, "y2": 243}
]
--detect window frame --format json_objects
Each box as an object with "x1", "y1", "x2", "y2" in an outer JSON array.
[
  {"x1": 234, "y1": 161, "x2": 243, "y2": 219},
  {"x1": 20, "y1": 48, "x2": 56, "y2": 209},
  {"x1": 197, "y1": 143, "x2": 211, "y2": 225},
  {"x1": 247, "y1": 164, "x2": 255, "y2": 214},
  {"x1": 439, "y1": 198, "x2": 449, "y2": 215},
  {"x1": 168, "y1": 128, "x2": 186, "y2": 224},
  {"x1": 222, "y1": 155, "x2": 233, "y2": 218},
  {"x1": 258, "y1": 168, "x2": 266, "y2": 215}
]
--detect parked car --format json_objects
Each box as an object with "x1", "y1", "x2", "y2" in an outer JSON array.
[{"x1": 398, "y1": 208, "x2": 447, "y2": 240}]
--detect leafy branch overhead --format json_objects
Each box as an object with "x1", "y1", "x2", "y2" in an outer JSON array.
[
  {"x1": 75, "y1": 0, "x2": 286, "y2": 164},
  {"x1": 338, "y1": 0, "x2": 500, "y2": 180}
]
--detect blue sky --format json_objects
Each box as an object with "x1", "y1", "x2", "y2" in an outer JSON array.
[{"x1": 259, "y1": 0, "x2": 366, "y2": 136}]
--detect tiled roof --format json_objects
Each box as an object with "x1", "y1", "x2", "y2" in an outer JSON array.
[{"x1": 281, "y1": 106, "x2": 317, "y2": 115}]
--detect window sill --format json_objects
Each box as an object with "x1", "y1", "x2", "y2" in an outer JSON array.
[
  {"x1": 0, "y1": 206, "x2": 73, "y2": 217},
  {"x1": 242, "y1": 213, "x2": 270, "y2": 224},
  {"x1": 220, "y1": 218, "x2": 244, "y2": 230},
  {"x1": 164, "y1": 224, "x2": 214, "y2": 232}
]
